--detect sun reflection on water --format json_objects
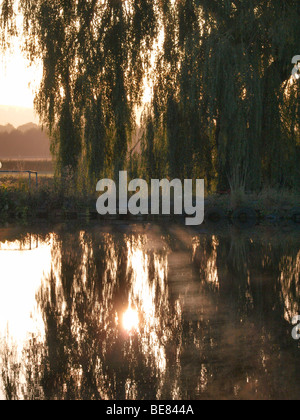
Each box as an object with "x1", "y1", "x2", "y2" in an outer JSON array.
[
  {"x1": 1, "y1": 226, "x2": 300, "y2": 400},
  {"x1": 0, "y1": 234, "x2": 52, "y2": 345},
  {"x1": 123, "y1": 307, "x2": 139, "y2": 332},
  {"x1": 125, "y1": 235, "x2": 177, "y2": 378}
]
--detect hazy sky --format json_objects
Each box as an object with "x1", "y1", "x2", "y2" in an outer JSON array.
[
  {"x1": 0, "y1": 21, "x2": 154, "y2": 128},
  {"x1": 0, "y1": 36, "x2": 41, "y2": 126}
]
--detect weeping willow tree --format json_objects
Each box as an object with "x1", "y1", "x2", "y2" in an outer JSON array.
[
  {"x1": 146, "y1": 0, "x2": 300, "y2": 190},
  {"x1": 0, "y1": 0, "x2": 157, "y2": 183},
  {"x1": 1, "y1": 0, "x2": 299, "y2": 191}
]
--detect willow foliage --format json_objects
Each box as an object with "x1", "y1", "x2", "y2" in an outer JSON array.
[
  {"x1": 149, "y1": 0, "x2": 300, "y2": 190},
  {"x1": 1, "y1": 0, "x2": 299, "y2": 190},
  {"x1": 1, "y1": 0, "x2": 157, "y2": 180}
]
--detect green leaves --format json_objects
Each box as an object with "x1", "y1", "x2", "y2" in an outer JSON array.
[{"x1": 1, "y1": 0, "x2": 299, "y2": 190}]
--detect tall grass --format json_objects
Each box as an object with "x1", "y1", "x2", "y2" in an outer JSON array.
[{"x1": 0, "y1": 169, "x2": 299, "y2": 222}]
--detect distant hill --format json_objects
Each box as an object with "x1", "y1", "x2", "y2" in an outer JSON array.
[
  {"x1": 0, "y1": 124, "x2": 15, "y2": 134},
  {"x1": 0, "y1": 123, "x2": 51, "y2": 159},
  {"x1": 0, "y1": 105, "x2": 39, "y2": 128},
  {"x1": 17, "y1": 123, "x2": 39, "y2": 133}
]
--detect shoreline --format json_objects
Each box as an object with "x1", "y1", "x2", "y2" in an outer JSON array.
[
  {"x1": 0, "y1": 177, "x2": 299, "y2": 226},
  {"x1": 0, "y1": 197, "x2": 299, "y2": 227}
]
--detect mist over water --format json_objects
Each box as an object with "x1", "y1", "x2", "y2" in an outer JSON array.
[{"x1": 0, "y1": 223, "x2": 299, "y2": 400}]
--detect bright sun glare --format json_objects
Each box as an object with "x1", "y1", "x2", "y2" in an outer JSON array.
[
  {"x1": 122, "y1": 307, "x2": 139, "y2": 332},
  {"x1": 0, "y1": 13, "x2": 42, "y2": 110},
  {"x1": 0, "y1": 46, "x2": 42, "y2": 108}
]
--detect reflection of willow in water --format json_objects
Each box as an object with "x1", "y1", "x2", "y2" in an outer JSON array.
[
  {"x1": 192, "y1": 235, "x2": 219, "y2": 290},
  {"x1": 0, "y1": 235, "x2": 39, "y2": 251},
  {"x1": 126, "y1": 237, "x2": 180, "y2": 376},
  {"x1": 193, "y1": 230, "x2": 300, "y2": 322},
  {"x1": 279, "y1": 251, "x2": 300, "y2": 323},
  {"x1": 1, "y1": 231, "x2": 182, "y2": 400},
  {"x1": 191, "y1": 229, "x2": 300, "y2": 399},
  {"x1": 1, "y1": 226, "x2": 300, "y2": 400}
]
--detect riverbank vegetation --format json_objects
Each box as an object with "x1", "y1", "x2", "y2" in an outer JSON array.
[{"x1": 0, "y1": 174, "x2": 299, "y2": 224}]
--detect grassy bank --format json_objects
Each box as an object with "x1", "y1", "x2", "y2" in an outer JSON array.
[
  {"x1": 0, "y1": 175, "x2": 299, "y2": 224},
  {"x1": 0, "y1": 175, "x2": 94, "y2": 222}
]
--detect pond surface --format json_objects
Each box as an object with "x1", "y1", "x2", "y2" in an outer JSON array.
[{"x1": 0, "y1": 222, "x2": 300, "y2": 400}]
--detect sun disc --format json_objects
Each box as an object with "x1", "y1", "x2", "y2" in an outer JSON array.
[{"x1": 123, "y1": 308, "x2": 139, "y2": 332}]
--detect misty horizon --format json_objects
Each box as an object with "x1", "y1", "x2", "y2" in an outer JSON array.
[
  {"x1": 0, "y1": 122, "x2": 41, "y2": 132},
  {"x1": 0, "y1": 105, "x2": 39, "y2": 128},
  {"x1": 0, "y1": 122, "x2": 51, "y2": 160}
]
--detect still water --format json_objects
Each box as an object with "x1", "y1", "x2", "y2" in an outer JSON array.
[{"x1": 0, "y1": 222, "x2": 299, "y2": 400}]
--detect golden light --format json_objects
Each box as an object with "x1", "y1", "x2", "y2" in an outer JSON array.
[
  {"x1": 122, "y1": 307, "x2": 139, "y2": 332},
  {"x1": 0, "y1": 12, "x2": 42, "y2": 125},
  {"x1": 0, "y1": 235, "x2": 52, "y2": 361},
  {"x1": 0, "y1": 40, "x2": 42, "y2": 108}
]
